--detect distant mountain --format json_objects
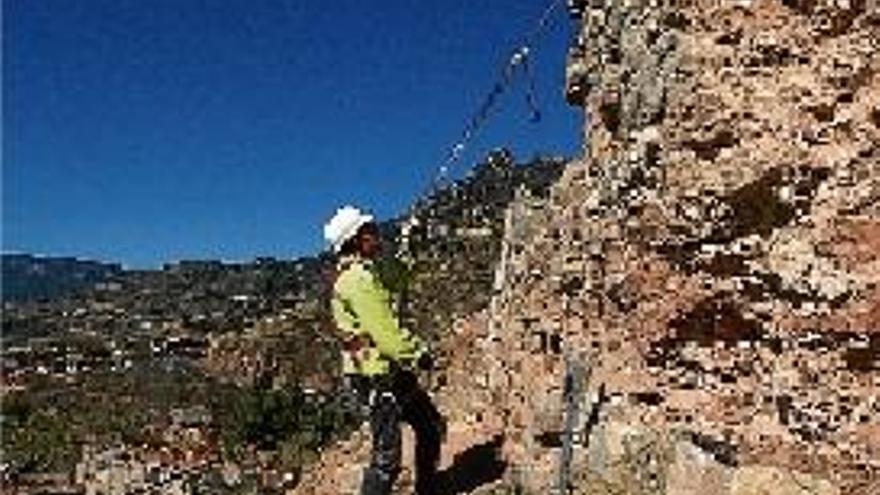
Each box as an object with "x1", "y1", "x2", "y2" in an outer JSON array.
[
  {"x1": 1, "y1": 150, "x2": 565, "y2": 313},
  {"x1": 1, "y1": 254, "x2": 123, "y2": 302}
]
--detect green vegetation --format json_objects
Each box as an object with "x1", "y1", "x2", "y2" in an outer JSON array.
[
  {"x1": 2, "y1": 368, "x2": 199, "y2": 473},
  {"x1": 1, "y1": 366, "x2": 357, "y2": 481},
  {"x1": 211, "y1": 378, "x2": 358, "y2": 468}
]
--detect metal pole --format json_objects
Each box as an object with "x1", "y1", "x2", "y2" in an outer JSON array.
[{"x1": 557, "y1": 351, "x2": 584, "y2": 493}]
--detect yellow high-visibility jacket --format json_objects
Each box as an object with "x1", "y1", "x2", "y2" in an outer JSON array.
[{"x1": 331, "y1": 255, "x2": 425, "y2": 375}]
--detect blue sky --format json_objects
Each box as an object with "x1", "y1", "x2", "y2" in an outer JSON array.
[{"x1": 4, "y1": 0, "x2": 582, "y2": 269}]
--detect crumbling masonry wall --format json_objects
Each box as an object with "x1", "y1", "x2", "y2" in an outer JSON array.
[{"x1": 490, "y1": 0, "x2": 879, "y2": 492}]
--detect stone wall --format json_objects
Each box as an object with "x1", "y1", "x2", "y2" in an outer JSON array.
[{"x1": 491, "y1": 0, "x2": 879, "y2": 492}]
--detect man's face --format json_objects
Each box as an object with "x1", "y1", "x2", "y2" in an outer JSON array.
[{"x1": 357, "y1": 223, "x2": 381, "y2": 258}]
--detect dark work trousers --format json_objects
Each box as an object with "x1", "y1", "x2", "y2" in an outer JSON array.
[{"x1": 359, "y1": 369, "x2": 443, "y2": 495}]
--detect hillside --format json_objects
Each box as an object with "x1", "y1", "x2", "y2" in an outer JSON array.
[{"x1": 0, "y1": 152, "x2": 567, "y2": 494}]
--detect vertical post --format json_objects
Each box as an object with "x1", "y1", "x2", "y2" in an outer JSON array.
[{"x1": 557, "y1": 352, "x2": 584, "y2": 494}]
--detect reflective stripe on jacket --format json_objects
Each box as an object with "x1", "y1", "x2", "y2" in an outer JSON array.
[{"x1": 331, "y1": 255, "x2": 425, "y2": 375}]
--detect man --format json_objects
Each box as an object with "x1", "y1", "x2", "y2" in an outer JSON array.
[{"x1": 324, "y1": 205, "x2": 444, "y2": 495}]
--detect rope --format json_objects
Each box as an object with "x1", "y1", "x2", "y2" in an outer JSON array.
[
  {"x1": 397, "y1": 0, "x2": 568, "y2": 334},
  {"x1": 398, "y1": 0, "x2": 567, "y2": 252},
  {"x1": 522, "y1": 55, "x2": 542, "y2": 123},
  {"x1": 431, "y1": 0, "x2": 567, "y2": 191}
]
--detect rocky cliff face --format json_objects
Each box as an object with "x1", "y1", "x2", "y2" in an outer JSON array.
[
  {"x1": 294, "y1": 1, "x2": 878, "y2": 493},
  {"x1": 490, "y1": 0, "x2": 879, "y2": 492}
]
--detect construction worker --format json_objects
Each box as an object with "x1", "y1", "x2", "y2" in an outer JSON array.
[{"x1": 324, "y1": 205, "x2": 444, "y2": 495}]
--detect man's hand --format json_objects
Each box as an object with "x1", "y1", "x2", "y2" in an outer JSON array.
[
  {"x1": 342, "y1": 334, "x2": 372, "y2": 353},
  {"x1": 416, "y1": 352, "x2": 434, "y2": 371}
]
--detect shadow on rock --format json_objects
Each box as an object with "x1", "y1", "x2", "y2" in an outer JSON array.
[{"x1": 436, "y1": 434, "x2": 507, "y2": 495}]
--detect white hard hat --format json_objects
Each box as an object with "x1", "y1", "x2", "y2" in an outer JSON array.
[{"x1": 323, "y1": 205, "x2": 374, "y2": 253}]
